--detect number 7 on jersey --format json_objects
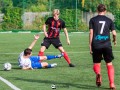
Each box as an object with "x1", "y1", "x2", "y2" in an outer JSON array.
[{"x1": 99, "y1": 21, "x2": 106, "y2": 34}]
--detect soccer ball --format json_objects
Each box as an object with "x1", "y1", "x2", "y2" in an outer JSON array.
[
  {"x1": 51, "y1": 84, "x2": 56, "y2": 89},
  {"x1": 3, "y1": 62, "x2": 12, "y2": 71}
]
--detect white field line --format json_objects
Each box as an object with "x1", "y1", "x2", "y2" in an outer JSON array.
[
  {"x1": 0, "y1": 76, "x2": 21, "y2": 90},
  {"x1": 0, "y1": 51, "x2": 120, "y2": 55}
]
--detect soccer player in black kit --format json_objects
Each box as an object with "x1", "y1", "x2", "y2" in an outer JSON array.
[
  {"x1": 38, "y1": 9, "x2": 75, "y2": 67},
  {"x1": 89, "y1": 4, "x2": 117, "y2": 89}
]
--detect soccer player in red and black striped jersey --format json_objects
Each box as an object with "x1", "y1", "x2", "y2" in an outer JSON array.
[
  {"x1": 89, "y1": 4, "x2": 117, "y2": 89},
  {"x1": 38, "y1": 9, "x2": 75, "y2": 67}
]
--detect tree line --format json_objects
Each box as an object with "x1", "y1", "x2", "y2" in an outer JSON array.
[{"x1": 0, "y1": 0, "x2": 120, "y2": 31}]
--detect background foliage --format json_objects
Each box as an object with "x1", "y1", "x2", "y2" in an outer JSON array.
[
  {"x1": 0, "y1": 0, "x2": 120, "y2": 31},
  {"x1": 2, "y1": 7, "x2": 22, "y2": 30}
]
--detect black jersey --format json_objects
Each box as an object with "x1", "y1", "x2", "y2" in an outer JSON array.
[
  {"x1": 45, "y1": 17, "x2": 65, "y2": 38},
  {"x1": 89, "y1": 15, "x2": 115, "y2": 49}
]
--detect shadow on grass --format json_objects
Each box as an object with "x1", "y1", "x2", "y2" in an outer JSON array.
[{"x1": 13, "y1": 77, "x2": 110, "y2": 90}]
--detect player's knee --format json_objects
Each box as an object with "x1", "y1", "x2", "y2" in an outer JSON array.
[
  {"x1": 106, "y1": 62, "x2": 112, "y2": 66},
  {"x1": 40, "y1": 56, "x2": 47, "y2": 61},
  {"x1": 58, "y1": 46, "x2": 64, "y2": 52},
  {"x1": 41, "y1": 62, "x2": 48, "y2": 68},
  {"x1": 40, "y1": 46, "x2": 46, "y2": 52}
]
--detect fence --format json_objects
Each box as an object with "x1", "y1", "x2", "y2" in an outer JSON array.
[{"x1": 0, "y1": 0, "x2": 120, "y2": 31}]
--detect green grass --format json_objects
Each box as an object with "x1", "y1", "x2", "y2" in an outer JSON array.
[{"x1": 0, "y1": 33, "x2": 120, "y2": 90}]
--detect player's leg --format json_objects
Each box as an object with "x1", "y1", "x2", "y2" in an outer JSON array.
[
  {"x1": 38, "y1": 46, "x2": 46, "y2": 56},
  {"x1": 30, "y1": 55, "x2": 63, "y2": 63},
  {"x1": 31, "y1": 62, "x2": 57, "y2": 69},
  {"x1": 93, "y1": 63, "x2": 102, "y2": 87},
  {"x1": 52, "y1": 38, "x2": 75, "y2": 67},
  {"x1": 41, "y1": 62, "x2": 57, "y2": 68},
  {"x1": 30, "y1": 57, "x2": 57, "y2": 69},
  {"x1": 58, "y1": 46, "x2": 74, "y2": 67},
  {"x1": 103, "y1": 47, "x2": 115, "y2": 89},
  {"x1": 92, "y1": 48, "x2": 102, "y2": 87},
  {"x1": 38, "y1": 38, "x2": 50, "y2": 56},
  {"x1": 106, "y1": 62, "x2": 115, "y2": 89},
  {"x1": 40, "y1": 55, "x2": 63, "y2": 62}
]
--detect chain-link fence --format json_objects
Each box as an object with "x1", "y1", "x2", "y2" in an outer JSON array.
[{"x1": 0, "y1": 0, "x2": 120, "y2": 31}]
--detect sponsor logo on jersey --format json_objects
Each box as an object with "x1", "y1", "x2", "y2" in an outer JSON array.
[{"x1": 95, "y1": 35, "x2": 109, "y2": 40}]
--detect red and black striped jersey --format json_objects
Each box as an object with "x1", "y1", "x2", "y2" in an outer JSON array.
[{"x1": 45, "y1": 17, "x2": 65, "y2": 38}]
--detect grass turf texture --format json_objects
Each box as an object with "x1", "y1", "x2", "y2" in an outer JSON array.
[{"x1": 0, "y1": 33, "x2": 120, "y2": 90}]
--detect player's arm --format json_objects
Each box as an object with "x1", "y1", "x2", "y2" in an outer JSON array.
[
  {"x1": 112, "y1": 30, "x2": 117, "y2": 46},
  {"x1": 43, "y1": 24, "x2": 48, "y2": 37},
  {"x1": 22, "y1": 67, "x2": 33, "y2": 70},
  {"x1": 28, "y1": 34, "x2": 40, "y2": 49},
  {"x1": 89, "y1": 29, "x2": 93, "y2": 54},
  {"x1": 63, "y1": 28, "x2": 70, "y2": 45}
]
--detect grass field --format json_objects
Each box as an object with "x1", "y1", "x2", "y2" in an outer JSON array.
[{"x1": 0, "y1": 32, "x2": 120, "y2": 90}]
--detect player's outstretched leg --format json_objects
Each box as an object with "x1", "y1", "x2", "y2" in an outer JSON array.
[
  {"x1": 62, "y1": 52, "x2": 75, "y2": 67},
  {"x1": 46, "y1": 54, "x2": 63, "y2": 60},
  {"x1": 47, "y1": 63, "x2": 57, "y2": 68}
]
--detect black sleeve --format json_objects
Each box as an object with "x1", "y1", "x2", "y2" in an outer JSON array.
[
  {"x1": 45, "y1": 17, "x2": 51, "y2": 25},
  {"x1": 89, "y1": 18, "x2": 93, "y2": 29},
  {"x1": 110, "y1": 20, "x2": 115, "y2": 31},
  {"x1": 61, "y1": 20, "x2": 66, "y2": 28}
]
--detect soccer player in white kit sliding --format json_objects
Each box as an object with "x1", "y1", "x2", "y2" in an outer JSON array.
[{"x1": 18, "y1": 34, "x2": 63, "y2": 70}]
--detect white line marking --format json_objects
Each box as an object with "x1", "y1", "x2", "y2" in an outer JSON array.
[{"x1": 0, "y1": 76, "x2": 21, "y2": 90}]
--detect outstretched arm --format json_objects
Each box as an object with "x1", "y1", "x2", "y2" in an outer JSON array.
[
  {"x1": 28, "y1": 34, "x2": 40, "y2": 49},
  {"x1": 63, "y1": 28, "x2": 70, "y2": 45}
]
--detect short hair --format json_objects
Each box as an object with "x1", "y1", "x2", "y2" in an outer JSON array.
[
  {"x1": 24, "y1": 48, "x2": 32, "y2": 56},
  {"x1": 52, "y1": 9, "x2": 60, "y2": 15},
  {"x1": 97, "y1": 4, "x2": 106, "y2": 12}
]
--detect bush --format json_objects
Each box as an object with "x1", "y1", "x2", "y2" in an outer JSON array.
[
  {"x1": 23, "y1": 15, "x2": 45, "y2": 30},
  {"x1": 2, "y1": 7, "x2": 22, "y2": 30},
  {"x1": 114, "y1": 11, "x2": 120, "y2": 30}
]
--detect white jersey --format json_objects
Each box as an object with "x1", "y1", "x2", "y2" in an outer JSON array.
[{"x1": 18, "y1": 52, "x2": 32, "y2": 68}]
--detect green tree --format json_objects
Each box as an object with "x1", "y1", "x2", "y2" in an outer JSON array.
[
  {"x1": 12, "y1": 0, "x2": 48, "y2": 12},
  {"x1": 109, "y1": 0, "x2": 120, "y2": 30},
  {"x1": 2, "y1": 7, "x2": 22, "y2": 30},
  {"x1": 0, "y1": 0, "x2": 13, "y2": 13},
  {"x1": 81, "y1": 0, "x2": 120, "y2": 30}
]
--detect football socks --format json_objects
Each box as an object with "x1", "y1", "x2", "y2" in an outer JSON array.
[
  {"x1": 47, "y1": 63, "x2": 57, "y2": 68},
  {"x1": 107, "y1": 65, "x2": 115, "y2": 85},
  {"x1": 46, "y1": 55, "x2": 60, "y2": 60},
  {"x1": 38, "y1": 51, "x2": 44, "y2": 56},
  {"x1": 93, "y1": 64, "x2": 101, "y2": 74},
  {"x1": 62, "y1": 52, "x2": 71, "y2": 64}
]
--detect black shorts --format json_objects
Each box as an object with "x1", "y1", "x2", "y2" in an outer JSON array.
[
  {"x1": 92, "y1": 46, "x2": 114, "y2": 63},
  {"x1": 41, "y1": 38, "x2": 62, "y2": 49}
]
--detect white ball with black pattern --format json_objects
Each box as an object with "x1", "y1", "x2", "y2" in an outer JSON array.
[{"x1": 4, "y1": 62, "x2": 12, "y2": 71}]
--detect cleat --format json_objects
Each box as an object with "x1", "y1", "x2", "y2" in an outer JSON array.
[
  {"x1": 110, "y1": 83, "x2": 116, "y2": 90},
  {"x1": 56, "y1": 54, "x2": 63, "y2": 58},
  {"x1": 96, "y1": 74, "x2": 102, "y2": 87},
  {"x1": 69, "y1": 63, "x2": 75, "y2": 67},
  {"x1": 110, "y1": 87, "x2": 116, "y2": 90},
  {"x1": 51, "y1": 63, "x2": 57, "y2": 67}
]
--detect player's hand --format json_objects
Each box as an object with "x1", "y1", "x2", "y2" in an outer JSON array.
[
  {"x1": 44, "y1": 32, "x2": 48, "y2": 37},
  {"x1": 34, "y1": 34, "x2": 40, "y2": 40},
  {"x1": 112, "y1": 40, "x2": 117, "y2": 46},
  {"x1": 22, "y1": 67, "x2": 33, "y2": 70},
  {"x1": 89, "y1": 45, "x2": 93, "y2": 54},
  {"x1": 90, "y1": 50, "x2": 93, "y2": 55},
  {"x1": 67, "y1": 39, "x2": 70, "y2": 45}
]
